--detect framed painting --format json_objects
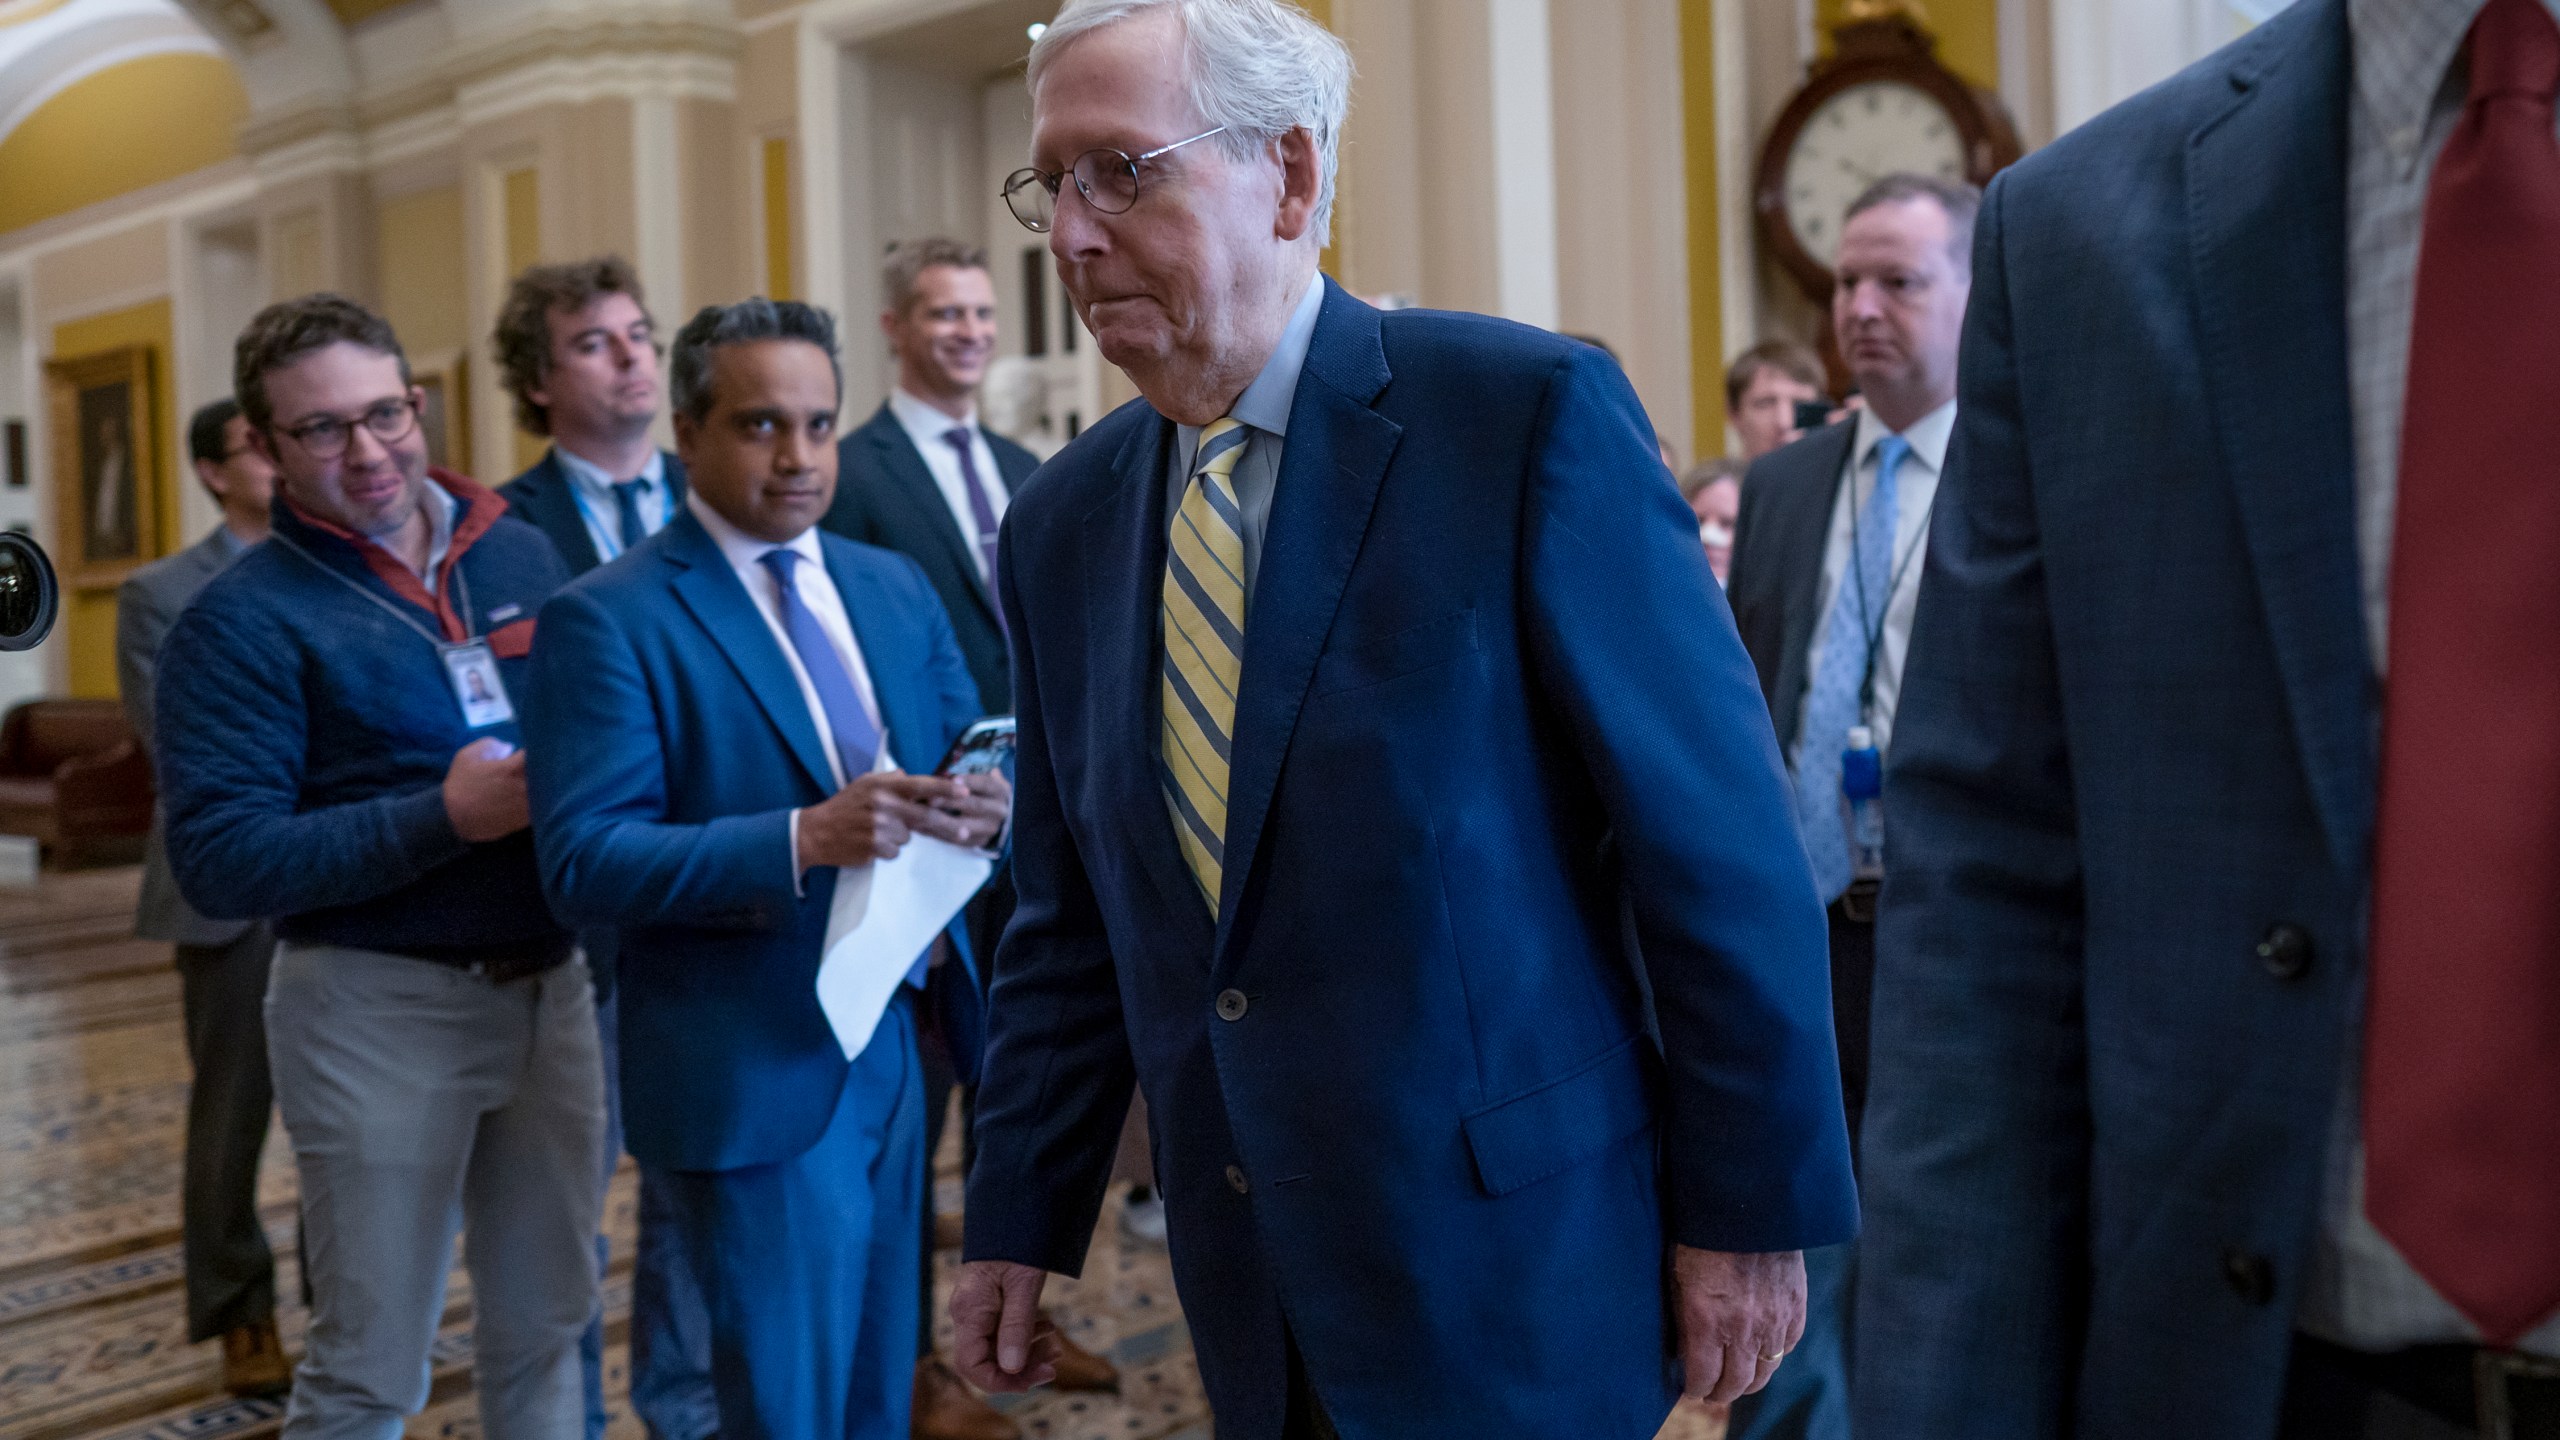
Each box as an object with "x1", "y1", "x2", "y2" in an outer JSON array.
[
  {"x1": 44, "y1": 348, "x2": 158, "y2": 585},
  {"x1": 410, "y1": 350, "x2": 471, "y2": 474}
]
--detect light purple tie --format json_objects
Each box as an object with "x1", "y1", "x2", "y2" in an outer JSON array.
[{"x1": 943, "y1": 428, "x2": 1005, "y2": 635}]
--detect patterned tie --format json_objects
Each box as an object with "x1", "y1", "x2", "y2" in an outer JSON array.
[
  {"x1": 611, "y1": 478, "x2": 650, "y2": 552},
  {"x1": 943, "y1": 428, "x2": 1007, "y2": 637},
  {"x1": 757, "y1": 548, "x2": 881, "y2": 781},
  {"x1": 2365, "y1": 0, "x2": 2560, "y2": 1347},
  {"x1": 1161, "y1": 419, "x2": 1250, "y2": 915},
  {"x1": 1789, "y1": 433, "x2": 1909, "y2": 902}
]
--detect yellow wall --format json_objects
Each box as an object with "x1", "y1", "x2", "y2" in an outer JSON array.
[
  {"x1": 50, "y1": 301, "x2": 178, "y2": 699},
  {"x1": 1681, "y1": 0, "x2": 1723, "y2": 457},
  {"x1": 0, "y1": 53, "x2": 248, "y2": 235},
  {"x1": 1816, "y1": 0, "x2": 1997, "y2": 89},
  {"x1": 377, "y1": 185, "x2": 469, "y2": 357},
  {"x1": 761, "y1": 138, "x2": 794, "y2": 302}
]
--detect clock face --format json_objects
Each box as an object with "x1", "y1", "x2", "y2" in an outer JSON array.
[{"x1": 1781, "y1": 80, "x2": 1968, "y2": 267}]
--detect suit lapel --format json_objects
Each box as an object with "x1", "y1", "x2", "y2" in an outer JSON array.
[
  {"x1": 1771, "y1": 424, "x2": 1859, "y2": 752},
  {"x1": 1215, "y1": 285, "x2": 1402, "y2": 961},
  {"x1": 662, "y1": 512, "x2": 838, "y2": 795},
  {"x1": 523, "y1": 452, "x2": 605, "y2": 574},
  {"x1": 868, "y1": 409, "x2": 1000, "y2": 626},
  {"x1": 661, "y1": 452, "x2": 689, "y2": 509},
  {"x1": 1083, "y1": 413, "x2": 1216, "y2": 949},
  {"x1": 2188, "y1": 0, "x2": 2375, "y2": 881}
]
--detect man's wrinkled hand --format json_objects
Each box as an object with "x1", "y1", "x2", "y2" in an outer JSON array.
[
  {"x1": 1672, "y1": 1245, "x2": 1807, "y2": 1404},
  {"x1": 950, "y1": 1259, "x2": 1062, "y2": 1393}
]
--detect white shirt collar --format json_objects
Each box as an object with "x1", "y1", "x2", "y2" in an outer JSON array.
[
  {"x1": 417, "y1": 476, "x2": 458, "y2": 576},
  {"x1": 1852, "y1": 399, "x2": 1957, "y2": 475},
  {"x1": 554, "y1": 443, "x2": 665, "y2": 498},
  {"x1": 686, "y1": 490, "x2": 823, "y2": 572},
  {"x1": 888, "y1": 387, "x2": 978, "y2": 447}
]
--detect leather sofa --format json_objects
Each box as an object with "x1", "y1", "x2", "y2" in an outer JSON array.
[{"x1": 0, "y1": 699, "x2": 155, "y2": 858}]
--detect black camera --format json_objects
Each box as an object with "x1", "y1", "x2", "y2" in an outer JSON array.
[
  {"x1": 1793, "y1": 398, "x2": 1838, "y2": 433},
  {"x1": 0, "y1": 532, "x2": 60, "y2": 652}
]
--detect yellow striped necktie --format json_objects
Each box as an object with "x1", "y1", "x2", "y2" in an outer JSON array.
[{"x1": 1161, "y1": 418, "x2": 1250, "y2": 914}]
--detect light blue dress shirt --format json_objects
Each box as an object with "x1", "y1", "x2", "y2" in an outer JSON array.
[
  {"x1": 1163, "y1": 271, "x2": 1327, "y2": 607},
  {"x1": 554, "y1": 445, "x2": 670, "y2": 564}
]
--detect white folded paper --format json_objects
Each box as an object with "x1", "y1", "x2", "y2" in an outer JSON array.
[{"x1": 814, "y1": 837, "x2": 994, "y2": 1059}]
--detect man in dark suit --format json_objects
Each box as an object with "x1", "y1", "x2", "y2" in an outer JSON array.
[
  {"x1": 491, "y1": 255, "x2": 711, "y2": 1440},
  {"x1": 822, "y1": 237, "x2": 1038, "y2": 714},
  {"x1": 821, "y1": 237, "x2": 1108, "y2": 1438},
  {"x1": 525, "y1": 297, "x2": 1008, "y2": 1440},
  {"x1": 1721, "y1": 174, "x2": 1974, "y2": 1440},
  {"x1": 948, "y1": 4, "x2": 1854, "y2": 1437},
  {"x1": 1856, "y1": 2, "x2": 2560, "y2": 1437},
  {"x1": 115, "y1": 397, "x2": 287, "y2": 1400}
]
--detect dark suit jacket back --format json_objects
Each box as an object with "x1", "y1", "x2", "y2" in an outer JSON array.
[
  {"x1": 1725, "y1": 421, "x2": 1857, "y2": 753},
  {"x1": 821, "y1": 404, "x2": 1038, "y2": 712},
  {"x1": 117, "y1": 528, "x2": 255, "y2": 946},
  {"x1": 499, "y1": 447, "x2": 689, "y2": 577}
]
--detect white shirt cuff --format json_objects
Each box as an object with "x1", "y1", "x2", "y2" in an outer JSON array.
[{"x1": 788, "y1": 807, "x2": 807, "y2": 897}]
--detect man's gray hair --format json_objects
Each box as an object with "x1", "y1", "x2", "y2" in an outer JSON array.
[
  {"x1": 1028, "y1": 0, "x2": 1352, "y2": 245},
  {"x1": 667, "y1": 298, "x2": 842, "y2": 424}
]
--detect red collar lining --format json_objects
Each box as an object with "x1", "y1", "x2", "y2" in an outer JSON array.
[{"x1": 283, "y1": 468, "x2": 509, "y2": 643}]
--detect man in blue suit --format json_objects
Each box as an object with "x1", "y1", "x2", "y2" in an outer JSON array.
[
  {"x1": 490, "y1": 253, "x2": 714, "y2": 1440},
  {"x1": 524, "y1": 297, "x2": 1010, "y2": 1440},
  {"x1": 1856, "y1": 1, "x2": 2560, "y2": 1437},
  {"x1": 949, "y1": 3, "x2": 1856, "y2": 1437}
]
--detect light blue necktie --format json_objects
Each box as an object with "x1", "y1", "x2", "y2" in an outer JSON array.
[
  {"x1": 1791, "y1": 433, "x2": 1910, "y2": 901},
  {"x1": 759, "y1": 548, "x2": 930, "y2": 990}
]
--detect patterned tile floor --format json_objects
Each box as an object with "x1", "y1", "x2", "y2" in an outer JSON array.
[{"x1": 0, "y1": 866, "x2": 1719, "y2": 1440}]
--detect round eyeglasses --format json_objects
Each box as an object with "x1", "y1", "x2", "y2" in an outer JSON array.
[
  {"x1": 279, "y1": 398, "x2": 420, "y2": 461},
  {"x1": 1002, "y1": 126, "x2": 1228, "y2": 233}
]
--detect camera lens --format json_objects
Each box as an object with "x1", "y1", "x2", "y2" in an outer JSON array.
[{"x1": 0, "y1": 532, "x2": 60, "y2": 651}]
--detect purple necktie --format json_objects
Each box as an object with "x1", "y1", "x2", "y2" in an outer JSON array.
[{"x1": 943, "y1": 428, "x2": 1006, "y2": 634}]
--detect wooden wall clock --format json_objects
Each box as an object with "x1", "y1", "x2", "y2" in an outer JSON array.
[{"x1": 1755, "y1": 0, "x2": 2023, "y2": 312}]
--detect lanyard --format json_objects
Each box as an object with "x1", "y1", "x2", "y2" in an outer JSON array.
[
  {"x1": 271, "y1": 532, "x2": 479, "y2": 648},
  {"x1": 1845, "y1": 457, "x2": 1936, "y2": 726}
]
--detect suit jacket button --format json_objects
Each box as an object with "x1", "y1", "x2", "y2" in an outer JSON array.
[
  {"x1": 1216, "y1": 988, "x2": 1249, "y2": 1021},
  {"x1": 2221, "y1": 1247, "x2": 2275, "y2": 1306},
  {"x1": 1226, "y1": 1164, "x2": 1250, "y2": 1195},
  {"x1": 2256, "y1": 924, "x2": 2313, "y2": 981}
]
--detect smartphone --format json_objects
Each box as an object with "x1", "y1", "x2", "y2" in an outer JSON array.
[
  {"x1": 1793, "y1": 398, "x2": 1837, "y2": 433},
  {"x1": 936, "y1": 716, "x2": 1017, "y2": 777}
]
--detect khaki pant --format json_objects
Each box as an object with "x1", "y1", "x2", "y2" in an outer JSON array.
[{"x1": 266, "y1": 942, "x2": 604, "y2": 1440}]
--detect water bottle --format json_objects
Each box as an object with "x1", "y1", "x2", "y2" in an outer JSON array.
[{"x1": 1840, "y1": 724, "x2": 1885, "y2": 882}]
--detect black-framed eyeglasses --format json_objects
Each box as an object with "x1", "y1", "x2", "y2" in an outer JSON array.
[
  {"x1": 1002, "y1": 125, "x2": 1228, "y2": 233},
  {"x1": 279, "y1": 398, "x2": 419, "y2": 460}
]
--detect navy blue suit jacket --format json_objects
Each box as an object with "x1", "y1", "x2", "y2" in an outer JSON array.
[
  {"x1": 501, "y1": 447, "x2": 688, "y2": 999},
  {"x1": 964, "y1": 283, "x2": 1856, "y2": 1440},
  {"x1": 499, "y1": 446, "x2": 690, "y2": 577},
  {"x1": 522, "y1": 509, "x2": 984, "y2": 1172},
  {"x1": 822, "y1": 404, "x2": 1039, "y2": 712},
  {"x1": 1857, "y1": 6, "x2": 2373, "y2": 1438}
]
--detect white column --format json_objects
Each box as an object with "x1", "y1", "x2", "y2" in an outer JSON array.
[
  {"x1": 1486, "y1": 0, "x2": 1558, "y2": 330},
  {"x1": 1713, "y1": 0, "x2": 1758, "y2": 370}
]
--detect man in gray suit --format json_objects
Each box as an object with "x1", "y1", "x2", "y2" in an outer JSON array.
[{"x1": 116, "y1": 396, "x2": 287, "y2": 1399}]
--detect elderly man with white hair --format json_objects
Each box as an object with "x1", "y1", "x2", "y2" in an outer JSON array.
[{"x1": 955, "y1": 0, "x2": 1855, "y2": 1435}]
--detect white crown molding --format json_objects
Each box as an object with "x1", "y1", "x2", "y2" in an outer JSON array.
[{"x1": 0, "y1": 158, "x2": 256, "y2": 257}]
